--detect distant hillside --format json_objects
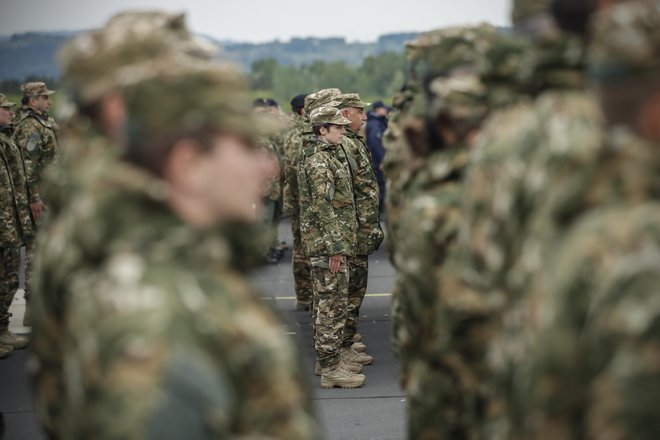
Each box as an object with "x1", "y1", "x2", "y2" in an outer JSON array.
[{"x1": 0, "y1": 31, "x2": 419, "y2": 83}]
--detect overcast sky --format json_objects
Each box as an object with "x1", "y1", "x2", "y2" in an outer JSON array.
[{"x1": 1, "y1": 0, "x2": 511, "y2": 42}]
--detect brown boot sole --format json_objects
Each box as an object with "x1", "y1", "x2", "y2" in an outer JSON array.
[{"x1": 320, "y1": 376, "x2": 366, "y2": 389}]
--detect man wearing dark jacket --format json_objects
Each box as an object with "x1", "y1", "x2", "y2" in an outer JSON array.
[{"x1": 365, "y1": 101, "x2": 388, "y2": 210}]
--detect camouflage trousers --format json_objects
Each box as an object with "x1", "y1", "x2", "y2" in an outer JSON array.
[
  {"x1": 406, "y1": 358, "x2": 481, "y2": 440},
  {"x1": 0, "y1": 247, "x2": 21, "y2": 327},
  {"x1": 290, "y1": 215, "x2": 312, "y2": 306},
  {"x1": 343, "y1": 256, "x2": 368, "y2": 346},
  {"x1": 310, "y1": 256, "x2": 348, "y2": 369},
  {"x1": 260, "y1": 198, "x2": 280, "y2": 249},
  {"x1": 24, "y1": 243, "x2": 33, "y2": 302}
]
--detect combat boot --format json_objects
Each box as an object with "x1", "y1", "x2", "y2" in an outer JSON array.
[
  {"x1": 0, "y1": 344, "x2": 13, "y2": 359},
  {"x1": 315, "y1": 360, "x2": 362, "y2": 376},
  {"x1": 0, "y1": 329, "x2": 28, "y2": 349},
  {"x1": 351, "y1": 333, "x2": 363, "y2": 342},
  {"x1": 351, "y1": 341, "x2": 367, "y2": 352},
  {"x1": 320, "y1": 364, "x2": 366, "y2": 389},
  {"x1": 341, "y1": 347, "x2": 373, "y2": 365}
]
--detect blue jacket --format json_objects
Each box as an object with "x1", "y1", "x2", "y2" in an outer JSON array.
[{"x1": 365, "y1": 111, "x2": 388, "y2": 171}]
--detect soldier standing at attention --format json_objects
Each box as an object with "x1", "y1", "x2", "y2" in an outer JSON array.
[
  {"x1": 298, "y1": 106, "x2": 365, "y2": 389},
  {"x1": 12, "y1": 81, "x2": 58, "y2": 326},
  {"x1": 282, "y1": 93, "x2": 313, "y2": 310},
  {"x1": 0, "y1": 94, "x2": 33, "y2": 356},
  {"x1": 337, "y1": 93, "x2": 384, "y2": 357}
]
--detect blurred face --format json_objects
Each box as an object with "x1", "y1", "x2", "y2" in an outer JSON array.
[
  {"x1": 375, "y1": 107, "x2": 389, "y2": 117},
  {"x1": 320, "y1": 124, "x2": 346, "y2": 145},
  {"x1": 29, "y1": 95, "x2": 52, "y2": 114},
  {"x1": 342, "y1": 107, "x2": 367, "y2": 132},
  {"x1": 198, "y1": 134, "x2": 272, "y2": 222},
  {"x1": 0, "y1": 107, "x2": 13, "y2": 126}
]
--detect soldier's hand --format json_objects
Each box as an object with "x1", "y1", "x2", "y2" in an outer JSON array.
[
  {"x1": 328, "y1": 254, "x2": 344, "y2": 273},
  {"x1": 30, "y1": 201, "x2": 46, "y2": 222}
]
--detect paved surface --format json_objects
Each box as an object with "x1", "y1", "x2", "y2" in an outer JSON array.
[{"x1": 0, "y1": 221, "x2": 405, "y2": 440}]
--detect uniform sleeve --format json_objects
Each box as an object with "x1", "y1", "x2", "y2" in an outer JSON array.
[
  {"x1": 13, "y1": 119, "x2": 44, "y2": 202},
  {"x1": 305, "y1": 154, "x2": 345, "y2": 256},
  {"x1": 282, "y1": 129, "x2": 302, "y2": 217}
]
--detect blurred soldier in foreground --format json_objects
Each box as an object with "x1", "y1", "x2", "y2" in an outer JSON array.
[
  {"x1": 298, "y1": 106, "x2": 366, "y2": 389},
  {"x1": 30, "y1": 12, "x2": 320, "y2": 439},
  {"x1": 0, "y1": 94, "x2": 33, "y2": 355},
  {"x1": 337, "y1": 93, "x2": 384, "y2": 356},
  {"x1": 12, "y1": 81, "x2": 58, "y2": 326},
  {"x1": 391, "y1": 25, "x2": 495, "y2": 439},
  {"x1": 282, "y1": 93, "x2": 312, "y2": 310},
  {"x1": 517, "y1": 1, "x2": 660, "y2": 438}
]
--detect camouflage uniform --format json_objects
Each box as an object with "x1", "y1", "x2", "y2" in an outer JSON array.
[
  {"x1": 282, "y1": 112, "x2": 313, "y2": 308},
  {"x1": 0, "y1": 94, "x2": 34, "y2": 352},
  {"x1": 337, "y1": 93, "x2": 384, "y2": 347},
  {"x1": 297, "y1": 107, "x2": 358, "y2": 372},
  {"x1": 285, "y1": 89, "x2": 342, "y2": 310},
  {"x1": 390, "y1": 26, "x2": 496, "y2": 439},
  {"x1": 513, "y1": 2, "x2": 660, "y2": 438},
  {"x1": 12, "y1": 82, "x2": 58, "y2": 315},
  {"x1": 30, "y1": 13, "x2": 319, "y2": 439}
]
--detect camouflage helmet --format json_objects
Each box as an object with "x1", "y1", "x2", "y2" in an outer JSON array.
[
  {"x1": 589, "y1": 0, "x2": 660, "y2": 82},
  {"x1": 337, "y1": 93, "x2": 371, "y2": 109},
  {"x1": 511, "y1": 0, "x2": 551, "y2": 25},
  {"x1": 304, "y1": 88, "x2": 342, "y2": 114},
  {"x1": 59, "y1": 11, "x2": 217, "y2": 104},
  {"x1": 0, "y1": 94, "x2": 16, "y2": 108},
  {"x1": 309, "y1": 106, "x2": 351, "y2": 126},
  {"x1": 21, "y1": 82, "x2": 56, "y2": 97},
  {"x1": 414, "y1": 24, "x2": 498, "y2": 78},
  {"x1": 125, "y1": 61, "x2": 277, "y2": 147}
]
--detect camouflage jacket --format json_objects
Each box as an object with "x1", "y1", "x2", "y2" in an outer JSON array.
[
  {"x1": 342, "y1": 128, "x2": 384, "y2": 255},
  {"x1": 282, "y1": 114, "x2": 306, "y2": 217},
  {"x1": 298, "y1": 136, "x2": 358, "y2": 258},
  {"x1": 518, "y1": 204, "x2": 660, "y2": 440},
  {"x1": 256, "y1": 135, "x2": 282, "y2": 202},
  {"x1": 395, "y1": 148, "x2": 470, "y2": 365},
  {"x1": 12, "y1": 107, "x2": 59, "y2": 203},
  {"x1": 30, "y1": 160, "x2": 320, "y2": 440},
  {"x1": 0, "y1": 127, "x2": 34, "y2": 247}
]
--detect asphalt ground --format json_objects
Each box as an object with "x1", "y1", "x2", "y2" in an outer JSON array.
[{"x1": 0, "y1": 220, "x2": 405, "y2": 440}]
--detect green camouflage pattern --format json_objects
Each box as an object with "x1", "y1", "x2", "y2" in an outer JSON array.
[
  {"x1": 12, "y1": 108, "x2": 59, "y2": 204},
  {"x1": 344, "y1": 255, "x2": 368, "y2": 346},
  {"x1": 310, "y1": 256, "x2": 349, "y2": 368},
  {"x1": 0, "y1": 248, "x2": 21, "y2": 328},
  {"x1": 30, "y1": 160, "x2": 320, "y2": 439},
  {"x1": 297, "y1": 138, "x2": 358, "y2": 258},
  {"x1": 523, "y1": 203, "x2": 660, "y2": 440}
]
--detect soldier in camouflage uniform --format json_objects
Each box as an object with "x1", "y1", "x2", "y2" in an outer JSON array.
[
  {"x1": 282, "y1": 93, "x2": 312, "y2": 310},
  {"x1": 31, "y1": 13, "x2": 320, "y2": 439},
  {"x1": 12, "y1": 81, "x2": 59, "y2": 326},
  {"x1": 0, "y1": 94, "x2": 33, "y2": 356},
  {"x1": 337, "y1": 93, "x2": 384, "y2": 355},
  {"x1": 298, "y1": 106, "x2": 367, "y2": 389},
  {"x1": 508, "y1": 2, "x2": 660, "y2": 438},
  {"x1": 390, "y1": 25, "x2": 495, "y2": 439},
  {"x1": 283, "y1": 89, "x2": 343, "y2": 313}
]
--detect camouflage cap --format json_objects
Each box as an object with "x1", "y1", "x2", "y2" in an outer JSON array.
[
  {"x1": 309, "y1": 106, "x2": 351, "y2": 126},
  {"x1": 0, "y1": 94, "x2": 16, "y2": 108},
  {"x1": 589, "y1": 0, "x2": 660, "y2": 82},
  {"x1": 21, "y1": 82, "x2": 55, "y2": 97},
  {"x1": 511, "y1": 0, "x2": 550, "y2": 25},
  {"x1": 304, "y1": 88, "x2": 342, "y2": 113},
  {"x1": 337, "y1": 93, "x2": 371, "y2": 109},
  {"x1": 59, "y1": 11, "x2": 217, "y2": 104},
  {"x1": 414, "y1": 25, "x2": 498, "y2": 77},
  {"x1": 125, "y1": 61, "x2": 277, "y2": 146}
]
